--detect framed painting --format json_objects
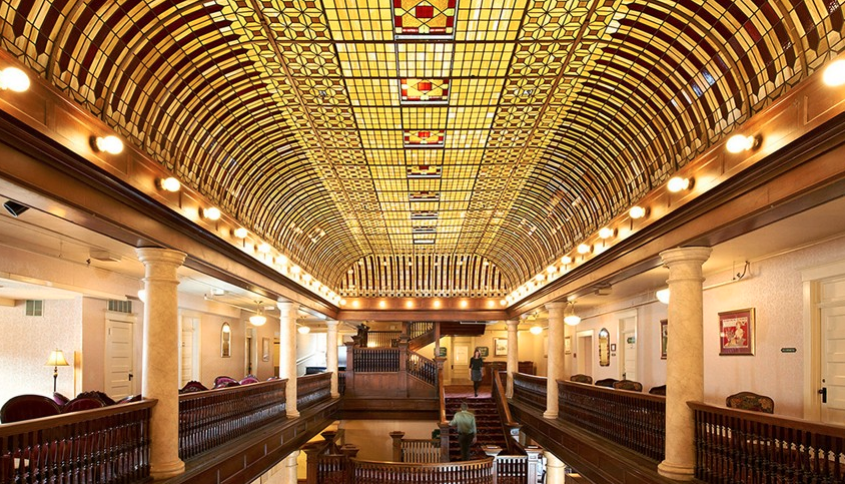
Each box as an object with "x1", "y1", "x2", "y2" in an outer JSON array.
[
  {"x1": 494, "y1": 338, "x2": 508, "y2": 357},
  {"x1": 719, "y1": 308, "x2": 755, "y2": 356},
  {"x1": 660, "y1": 319, "x2": 668, "y2": 359},
  {"x1": 262, "y1": 338, "x2": 270, "y2": 362},
  {"x1": 477, "y1": 346, "x2": 489, "y2": 357}
]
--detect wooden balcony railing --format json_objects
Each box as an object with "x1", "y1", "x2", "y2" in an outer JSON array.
[
  {"x1": 297, "y1": 372, "x2": 332, "y2": 411},
  {"x1": 399, "y1": 439, "x2": 441, "y2": 463},
  {"x1": 0, "y1": 400, "x2": 155, "y2": 483},
  {"x1": 512, "y1": 372, "x2": 547, "y2": 411},
  {"x1": 352, "y1": 348, "x2": 400, "y2": 372},
  {"x1": 408, "y1": 322, "x2": 434, "y2": 340},
  {"x1": 407, "y1": 352, "x2": 437, "y2": 386},
  {"x1": 179, "y1": 379, "x2": 286, "y2": 460},
  {"x1": 367, "y1": 331, "x2": 402, "y2": 348},
  {"x1": 438, "y1": 364, "x2": 450, "y2": 463},
  {"x1": 350, "y1": 457, "x2": 496, "y2": 483},
  {"x1": 690, "y1": 401, "x2": 845, "y2": 484},
  {"x1": 559, "y1": 380, "x2": 666, "y2": 461}
]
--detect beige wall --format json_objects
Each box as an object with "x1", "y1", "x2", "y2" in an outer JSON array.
[
  {"x1": 0, "y1": 298, "x2": 82, "y2": 406},
  {"x1": 338, "y1": 420, "x2": 439, "y2": 461}
]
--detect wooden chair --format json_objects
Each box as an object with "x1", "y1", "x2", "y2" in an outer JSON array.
[
  {"x1": 594, "y1": 378, "x2": 618, "y2": 388},
  {"x1": 63, "y1": 396, "x2": 106, "y2": 413},
  {"x1": 179, "y1": 381, "x2": 209, "y2": 393},
  {"x1": 612, "y1": 380, "x2": 643, "y2": 392},
  {"x1": 570, "y1": 374, "x2": 593, "y2": 384},
  {"x1": 648, "y1": 385, "x2": 666, "y2": 396},
  {"x1": 116, "y1": 394, "x2": 142, "y2": 404},
  {"x1": 76, "y1": 390, "x2": 115, "y2": 406},
  {"x1": 0, "y1": 395, "x2": 61, "y2": 423},
  {"x1": 726, "y1": 391, "x2": 774, "y2": 413}
]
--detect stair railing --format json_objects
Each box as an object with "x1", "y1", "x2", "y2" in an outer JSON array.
[
  {"x1": 407, "y1": 351, "x2": 437, "y2": 386},
  {"x1": 438, "y1": 363, "x2": 450, "y2": 462},
  {"x1": 390, "y1": 431, "x2": 440, "y2": 463},
  {"x1": 491, "y1": 369, "x2": 522, "y2": 454}
]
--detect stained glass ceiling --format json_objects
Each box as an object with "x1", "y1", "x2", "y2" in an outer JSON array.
[{"x1": 1, "y1": 0, "x2": 843, "y2": 298}]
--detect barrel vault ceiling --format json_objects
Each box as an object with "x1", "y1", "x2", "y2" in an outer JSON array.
[{"x1": 1, "y1": 0, "x2": 843, "y2": 298}]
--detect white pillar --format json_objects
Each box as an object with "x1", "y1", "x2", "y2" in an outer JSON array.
[
  {"x1": 544, "y1": 302, "x2": 565, "y2": 419},
  {"x1": 545, "y1": 451, "x2": 566, "y2": 484},
  {"x1": 283, "y1": 450, "x2": 299, "y2": 484},
  {"x1": 506, "y1": 320, "x2": 519, "y2": 398},
  {"x1": 277, "y1": 301, "x2": 300, "y2": 418},
  {"x1": 136, "y1": 247, "x2": 186, "y2": 479},
  {"x1": 326, "y1": 320, "x2": 340, "y2": 398},
  {"x1": 657, "y1": 247, "x2": 711, "y2": 481}
]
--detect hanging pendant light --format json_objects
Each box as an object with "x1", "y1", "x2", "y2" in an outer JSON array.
[
  {"x1": 564, "y1": 301, "x2": 581, "y2": 326},
  {"x1": 249, "y1": 300, "x2": 267, "y2": 326}
]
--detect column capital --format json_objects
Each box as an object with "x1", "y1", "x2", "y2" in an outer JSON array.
[
  {"x1": 660, "y1": 246, "x2": 712, "y2": 266},
  {"x1": 545, "y1": 301, "x2": 566, "y2": 311},
  {"x1": 135, "y1": 247, "x2": 187, "y2": 266},
  {"x1": 506, "y1": 320, "x2": 520, "y2": 330},
  {"x1": 325, "y1": 320, "x2": 339, "y2": 328},
  {"x1": 277, "y1": 300, "x2": 300, "y2": 312}
]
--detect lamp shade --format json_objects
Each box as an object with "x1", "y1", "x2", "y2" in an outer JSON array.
[
  {"x1": 45, "y1": 349, "x2": 69, "y2": 367},
  {"x1": 249, "y1": 314, "x2": 267, "y2": 326}
]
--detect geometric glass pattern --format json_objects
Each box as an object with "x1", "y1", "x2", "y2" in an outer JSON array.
[
  {"x1": 411, "y1": 211, "x2": 438, "y2": 220},
  {"x1": 407, "y1": 165, "x2": 442, "y2": 178},
  {"x1": 413, "y1": 226, "x2": 436, "y2": 234},
  {"x1": 393, "y1": 0, "x2": 457, "y2": 38},
  {"x1": 413, "y1": 238, "x2": 435, "y2": 244},
  {"x1": 401, "y1": 78, "x2": 450, "y2": 104},
  {"x1": 409, "y1": 191, "x2": 440, "y2": 202},
  {"x1": 404, "y1": 130, "x2": 445, "y2": 148}
]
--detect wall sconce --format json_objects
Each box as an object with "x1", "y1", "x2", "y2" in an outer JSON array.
[
  {"x1": 3, "y1": 200, "x2": 29, "y2": 218},
  {"x1": 233, "y1": 227, "x2": 248, "y2": 238},
  {"x1": 667, "y1": 176, "x2": 691, "y2": 193},
  {"x1": 577, "y1": 244, "x2": 591, "y2": 254},
  {"x1": 0, "y1": 67, "x2": 30, "y2": 92},
  {"x1": 249, "y1": 301, "x2": 267, "y2": 326},
  {"x1": 563, "y1": 301, "x2": 581, "y2": 326},
  {"x1": 725, "y1": 134, "x2": 760, "y2": 153},
  {"x1": 598, "y1": 227, "x2": 615, "y2": 239},
  {"x1": 158, "y1": 177, "x2": 181, "y2": 192},
  {"x1": 629, "y1": 206, "x2": 648, "y2": 219},
  {"x1": 93, "y1": 135, "x2": 124, "y2": 154},
  {"x1": 200, "y1": 207, "x2": 221, "y2": 221},
  {"x1": 45, "y1": 349, "x2": 69, "y2": 393},
  {"x1": 823, "y1": 59, "x2": 845, "y2": 86}
]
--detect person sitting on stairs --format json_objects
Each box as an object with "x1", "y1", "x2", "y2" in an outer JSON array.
[{"x1": 449, "y1": 401, "x2": 477, "y2": 461}]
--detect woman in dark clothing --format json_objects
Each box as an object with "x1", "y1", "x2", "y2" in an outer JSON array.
[{"x1": 470, "y1": 349, "x2": 483, "y2": 396}]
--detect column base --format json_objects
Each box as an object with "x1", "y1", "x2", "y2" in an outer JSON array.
[
  {"x1": 542, "y1": 410, "x2": 558, "y2": 420},
  {"x1": 658, "y1": 460, "x2": 695, "y2": 481},
  {"x1": 150, "y1": 459, "x2": 185, "y2": 479},
  {"x1": 331, "y1": 392, "x2": 340, "y2": 398},
  {"x1": 287, "y1": 410, "x2": 301, "y2": 418}
]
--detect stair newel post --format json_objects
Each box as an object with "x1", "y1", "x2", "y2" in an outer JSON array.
[
  {"x1": 524, "y1": 445, "x2": 544, "y2": 484},
  {"x1": 303, "y1": 442, "x2": 323, "y2": 484},
  {"x1": 345, "y1": 341, "x2": 355, "y2": 395},
  {"x1": 390, "y1": 431, "x2": 405, "y2": 462},
  {"x1": 341, "y1": 444, "x2": 359, "y2": 483}
]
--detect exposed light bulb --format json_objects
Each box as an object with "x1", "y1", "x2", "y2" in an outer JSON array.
[
  {"x1": 561, "y1": 256, "x2": 572, "y2": 264},
  {"x1": 202, "y1": 207, "x2": 221, "y2": 220},
  {"x1": 598, "y1": 227, "x2": 614, "y2": 239},
  {"x1": 823, "y1": 59, "x2": 845, "y2": 86},
  {"x1": 656, "y1": 288, "x2": 670, "y2": 304},
  {"x1": 234, "y1": 227, "x2": 248, "y2": 238},
  {"x1": 95, "y1": 135, "x2": 124, "y2": 154},
  {"x1": 629, "y1": 206, "x2": 646, "y2": 219},
  {"x1": 667, "y1": 177, "x2": 690, "y2": 193},
  {"x1": 500, "y1": 299, "x2": 508, "y2": 306},
  {"x1": 258, "y1": 242, "x2": 272, "y2": 253},
  {"x1": 547, "y1": 265, "x2": 557, "y2": 274},
  {"x1": 0, "y1": 67, "x2": 30, "y2": 92},
  {"x1": 725, "y1": 134, "x2": 758, "y2": 153},
  {"x1": 577, "y1": 244, "x2": 591, "y2": 254}
]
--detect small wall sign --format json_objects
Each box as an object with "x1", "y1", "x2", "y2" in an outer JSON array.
[{"x1": 781, "y1": 347, "x2": 797, "y2": 353}]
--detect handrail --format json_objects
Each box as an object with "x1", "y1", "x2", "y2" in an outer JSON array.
[
  {"x1": 297, "y1": 372, "x2": 332, "y2": 411},
  {"x1": 512, "y1": 372, "x2": 548, "y2": 411},
  {"x1": 350, "y1": 456, "x2": 495, "y2": 483},
  {"x1": 0, "y1": 400, "x2": 156, "y2": 483},
  {"x1": 352, "y1": 347, "x2": 401, "y2": 372},
  {"x1": 491, "y1": 370, "x2": 519, "y2": 454},
  {"x1": 437, "y1": 363, "x2": 449, "y2": 462},
  {"x1": 689, "y1": 401, "x2": 845, "y2": 483},
  {"x1": 407, "y1": 351, "x2": 437, "y2": 386}
]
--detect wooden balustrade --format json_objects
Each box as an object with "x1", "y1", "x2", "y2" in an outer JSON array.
[
  {"x1": 492, "y1": 370, "x2": 521, "y2": 454},
  {"x1": 399, "y1": 439, "x2": 441, "y2": 463},
  {"x1": 559, "y1": 380, "x2": 666, "y2": 461},
  {"x1": 496, "y1": 455, "x2": 529, "y2": 484},
  {"x1": 407, "y1": 352, "x2": 437, "y2": 386},
  {"x1": 367, "y1": 331, "x2": 402, "y2": 348},
  {"x1": 298, "y1": 372, "x2": 332, "y2": 411},
  {"x1": 351, "y1": 457, "x2": 496, "y2": 484},
  {"x1": 690, "y1": 401, "x2": 845, "y2": 484},
  {"x1": 408, "y1": 322, "x2": 434, "y2": 340},
  {"x1": 512, "y1": 373, "x2": 548, "y2": 411},
  {"x1": 438, "y1": 364, "x2": 450, "y2": 463},
  {"x1": 0, "y1": 400, "x2": 155, "y2": 484},
  {"x1": 316, "y1": 454, "x2": 347, "y2": 483},
  {"x1": 179, "y1": 379, "x2": 286, "y2": 460},
  {"x1": 352, "y1": 348, "x2": 400, "y2": 372}
]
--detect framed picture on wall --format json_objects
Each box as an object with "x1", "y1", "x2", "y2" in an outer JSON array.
[
  {"x1": 660, "y1": 319, "x2": 668, "y2": 359},
  {"x1": 564, "y1": 336, "x2": 571, "y2": 355},
  {"x1": 719, "y1": 308, "x2": 755, "y2": 356},
  {"x1": 262, "y1": 338, "x2": 270, "y2": 362},
  {"x1": 494, "y1": 338, "x2": 508, "y2": 356},
  {"x1": 477, "y1": 347, "x2": 489, "y2": 357}
]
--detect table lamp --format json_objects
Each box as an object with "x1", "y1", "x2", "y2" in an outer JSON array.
[{"x1": 45, "y1": 349, "x2": 69, "y2": 393}]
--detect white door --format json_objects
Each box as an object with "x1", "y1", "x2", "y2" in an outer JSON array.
[
  {"x1": 180, "y1": 317, "x2": 199, "y2": 386},
  {"x1": 821, "y1": 304, "x2": 845, "y2": 424},
  {"x1": 576, "y1": 332, "x2": 593, "y2": 375},
  {"x1": 621, "y1": 329, "x2": 638, "y2": 381},
  {"x1": 453, "y1": 344, "x2": 469, "y2": 382},
  {"x1": 105, "y1": 317, "x2": 135, "y2": 399}
]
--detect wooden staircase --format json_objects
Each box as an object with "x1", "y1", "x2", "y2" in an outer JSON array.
[{"x1": 445, "y1": 396, "x2": 509, "y2": 461}]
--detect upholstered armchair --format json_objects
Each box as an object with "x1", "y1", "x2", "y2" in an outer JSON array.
[
  {"x1": 214, "y1": 376, "x2": 237, "y2": 386},
  {"x1": 0, "y1": 395, "x2": 61, "y2": 423},
  {"x1": 648, "y1": 385, "x2": 666, "y2": 396},
  {"x1": 594, "y1": 378, "x2": 618, "y2": 388},
  {"x1": 62, "y1": 396, "x2": 106, "y2": 413},
  {"x1": 75, "y1": 390, "x2": 115, "y2": 406},
  {"x1": 570, "y1": 374, "x2": 593, "y2": 384},
  {"x1": 726, "y1": 391, "x2": 775, "y2": 413},
  {"x1": 179, "y1": 381, "x2": 209, "y2": 393},
  {"x1": 612, "y1": 380, "x2": 643, "y2": 392},
  {"x1": 240, "y1": 375, "x2": 260, "y2": 385}
]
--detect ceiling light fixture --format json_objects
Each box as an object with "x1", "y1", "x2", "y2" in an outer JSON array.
[
  {"x1": 249, "y1": 301, "x2": 267, "y2": 326},
  {"x1": 629, "y1": 206, "x2": 647, "y2": 219},
  {"x1": 298, "y1": 325, "x2": 311, "y2": 334},
  {"x1": 93, "y1": 135, "x2": 124, "y2": 154},
  {"x1": 561, "y1": 256, "x2": 572, "y2": 264},
  {"x1": 258, "y1": 243, "x2": 272, "y2": 253},
  {"x1": 725, "y1": 134, "x2": 760, "y2": 153},
  {"x1": 0, "y1": 66, "x2": 30, "y2": 92},
  {"x1": 667, "y1": 176, "x2": 691, "y2": 193},
  {"x1": 656, "y1": 288, "x2": 670, "y2": 304},
  {"x1": 563, "y1": 301, "x2": 581, "y2": 326},
  {"x1": 577, "y1": 244, "x2": 591, "y2": 254},
  {"x1": 233, "y1": 227, "x2": 248, "y2": 238},
  {"x1": 158, "y1": 177, "x2": 181, "y2": 192},
  {"x1": 201, "y1": 207, "x2": 221, "y2": 221},
  {"x1": 598, "y1": 227, "x2": 614, "y2": 239},
  {"x1": 823, "y1": 59, "x2": 845, "y2": 86},
  {"x1": 460, "y1": 300, "x2": 468, "y2": 308},
  {"x1": 530, "y1": 325, "x2": 543, "y2": 335},
  {"x1": 546, "y1": 265, "x2": 557, "y2": 274}
]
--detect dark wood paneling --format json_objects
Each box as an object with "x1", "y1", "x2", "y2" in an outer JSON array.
[{"x1": 340, "y1": 398, "x2": 439, "y2": 420}]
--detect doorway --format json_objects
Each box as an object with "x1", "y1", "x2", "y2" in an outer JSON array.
[
  {"x1": 105, "y1": 313, "x2": 135, "y2": 399},
  {"x1": 620, "y1": 315, "x2": 637, "y2": 381},
  {"x1": 179, "y1": 317, "x2": 200, "y2": 386},
  {"x1": 245, "y1": 327, "x2": 258, "y2": 377},
  {"x1": 452, "y1": 338, "x2": 470, "y2": 384},
  {"x1": 820, "y1": 303, "x2": 845, "y2": 423},
  {"x1": 576, "y1": 330, "x2": 594, "y2": 376}
]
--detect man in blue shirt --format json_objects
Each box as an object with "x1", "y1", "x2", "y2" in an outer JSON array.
[{"x1": 449, "y1": 402, "x2": 476, "y2": 461}]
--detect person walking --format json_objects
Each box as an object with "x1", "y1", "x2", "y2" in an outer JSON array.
[
  {"x1": 449, "y1": 402, "x2": 477, "y2": 461},
  {"x1": 470, "y1": 349, "x2": 484, "y2": 397}
]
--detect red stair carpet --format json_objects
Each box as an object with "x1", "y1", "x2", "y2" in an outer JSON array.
[{"x1": 444, "y1": 385, "x2": 509, "y2": 462}]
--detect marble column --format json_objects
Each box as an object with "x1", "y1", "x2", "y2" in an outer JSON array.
[
  {"x1": 506, "y1": 320, "x2": 519, "y2": 398},
  {"x1": 136, "y1": 247, "x2": 187, "y2": 479},
  {"x1": 326, "y1": 320, "x2": 340, "y2": 398},
  {"x1": 283, "y1": 450, "x2": 299, "y2": 484},
  {"x1": 544, "y1": 302, "x2": 565, "y2": 419},
  {"x1": 657, "y1": 247, "x2": 711, "y2": 481},
  {"x1": 545, "y1": 451, "x2": 566, "y2": 484},
  {"x1": 277, "y1": 301, "x2": 300, "y2": 418}
]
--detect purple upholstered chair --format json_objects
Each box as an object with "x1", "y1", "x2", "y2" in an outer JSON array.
[
  {"x1": 62, "y1": 396, "x2": 106, "y2": 413},
  {"x1": 1, "y1": 395, "x2": 62, "y2": 423},
  {"x1": 240, "y1": 375, "x2": 259, "y2": 385},
  {"x1": 179, "y1": 381, "x2": 209, "y2": 393},
  {"x1": 214, "y1": 376, "x2": 237, "y2": 386}
]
